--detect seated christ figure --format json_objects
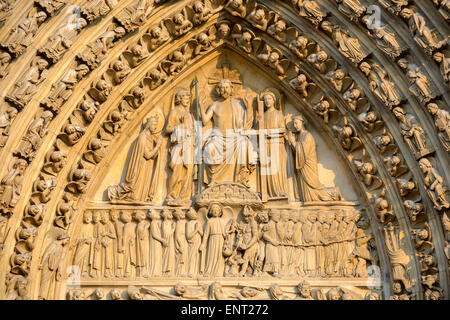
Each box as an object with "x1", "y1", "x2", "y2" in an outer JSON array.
[{"x1": 200, "y1": 78, "x2": 257, "y2": 187}]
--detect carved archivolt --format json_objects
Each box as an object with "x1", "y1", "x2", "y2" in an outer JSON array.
[{"x1": 0, "y1": 0, "x2": 448, "y2": 300}]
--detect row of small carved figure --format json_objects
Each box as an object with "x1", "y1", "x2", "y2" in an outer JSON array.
[
  {"x1": 67, "y1": 281, "x2": 382, "y2": 300},
  {"x1": 7, "y1": 1, "x2": 446, "y2": 302},
  {"x1": 1, "y1": 0, "x2": 197, "y2": 291},
  {"x1": 0, "y1": 0, "x2": 446, "y2": 302},
  {"x1": 70, "y1": 207, "x2": 376, "y2": 280}
]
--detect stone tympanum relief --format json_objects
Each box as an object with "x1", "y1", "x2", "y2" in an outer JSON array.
[
  {"x1": 64, "y1": 59, "x2": 381, "y2": 300},
  {"x1": 0, "y1": 0, "x2": 448, "y2": 301}
]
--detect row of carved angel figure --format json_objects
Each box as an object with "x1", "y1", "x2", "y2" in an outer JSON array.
[
  {"x1": 68, "y1": 206, "x2": 377, "y2": 281},
  {"x1": 0, "y1": 0, "x2": 225, "y2": 153},
  {"x1": 0, "y1": 1, "x2": 446, "y2": 164},
  {"x1": 0, "y1": 2, "x2": 232, "y2": 297},
  {"x1": 0, "y1": 0, "x2": 130, "y2": 78},
  {"x1": 332, "y1": 0, "x2": 449, "y2": 84},
  {"x1": 67, "y1": 281, "x2": 382, "y2": 300},
  {"x1": 0, "y1": 0, "x2": 164, "y2": 149},
  {"x1": 0, "y1": 0, "x2": 124, "y2": 151},
  {"x1": 0, "y1": 0, "x2": 447, "y2": 158},
  {"x1": 37, "y1": 17, "x2": 447, "y2": 302},
  {"x1": 331, "y1": 0, "x2": 448, "y2": 59}
]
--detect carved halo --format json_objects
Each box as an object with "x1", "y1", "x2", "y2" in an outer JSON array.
[{"x1": 260, "y1": 87, "x2": 283, "y2": 110}]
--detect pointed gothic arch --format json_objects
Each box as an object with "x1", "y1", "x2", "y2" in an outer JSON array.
[{"x1": 0, "y1": 0, "x2": 447, "y2": 300}]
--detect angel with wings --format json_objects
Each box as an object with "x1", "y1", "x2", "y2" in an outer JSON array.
[
  {"x1": 372, "y1": 189, "x2": 394, "y2": 224},
  {"x1": 23, "y1": 203, "x2": 44, "y2": 227},
  {"x1": 419, "y1": 158, "x2": 449, "y2": 211},
  {"x1": 145, "y1": 65, "x2": 167, "y2": 90},
  {"x1": 325, "y1": 69, "x2": 349, "y2": 92},
  {"x1": 313, "y1": 98, "x2": 337, "y2": 124},
  {"x1": 357, "y1": 108, "x2": 384, "y2": 133},
  {"x1": 0, "y1": 107, "x2": 18, "y2": 147},
  {"x1": 123, "y1": 43, "x2": 149, "y2": 68},
  {"x1": 332, "y1": 117, "x2": 362, "y2": 152},
  {"x1": 81, "y1": 0, "x2": 118, "y2": 23},
  {"x1": 190, "y1": 27, "x2": 217, "y2": 56},
  {"x1": 290, "y1": 73, "x2": 309, "y2": 97},
  {"x1": 88, "y1": 79, "x2": 113, "y2": 103},
  {"x1": 78, "y1": 99, "x2": 99, "y2": 123},
  {"x1": 165, "y1": 8, "x2": 193, "y2": 38},
  {"x1": 258, "y1": 44, "x2": 290, "y2": 76},
  {"x1": 353, "y1": 150, "x2": 383, "y2": 190},
  {"x1": 191, "y1": 0, "x2": 217, "y2": 26},
  {"x1": 145, "y1": 23, "x2": 170, "y2": 51},
  {"x1": 374, "y1": 129, "x2": 397, "y2": 155},
  {"x1": 231, "y1": 24, "x2": 261, "y2": 54},
  {"x1": 384, "y1": 155, "x2": 408, "y2": 177},
  {"x1": 102, "y1": 105, "x2": 130, "y2": 137},
  {"x1": 296, "y1": 0, "x2": 326, "y2": 25},
  {"x1": 360, "y1": 62, "x2": 400, "y2": 108},
  {"x1": 411, "y1": 222, "x2": 434, "y2": 254},
  {"x1": 66, "y1": 162, "x2": 91, "y2": 194},
  {"x1": 224, "y1": 0, "x2": 248, "y2": 18},
  {"x1": 58, "y1": 122, "x2": 86, "y2": 146},
  {"x1": 161, "y1": 47, "x2": 190, "y2": 75},
  {"x1": 122, "y1": 86, "x2": 145, "y2": 110},
  {"x1": 289, "y1": 34, "x2": 310, "y2": 59},
  {"x1": 335, "y1": 0, "x2": 366, "y2": 21},
  {"x1": 83, "y1": 137, "x2": 108, "y2": 165},
  {"x1": 268, "y1": 16, "x2": 288, "y2": 42},
  {"x1": 247, "y1": 4, "x2": 270, "y2": 30}
]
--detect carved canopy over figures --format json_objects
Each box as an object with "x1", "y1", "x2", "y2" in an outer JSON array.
[{"x1": 0, "y1": 0, "x2": 448, "y2": 301}]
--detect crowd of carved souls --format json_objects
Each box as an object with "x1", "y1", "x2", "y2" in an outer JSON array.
[{"x1": 0, "y1": 0, "x2": 447, "y2": 301}]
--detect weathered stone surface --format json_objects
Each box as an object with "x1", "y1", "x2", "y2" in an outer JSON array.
[{"x1": 0, "y1": 0, "x2": 448, "y2": 301}]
